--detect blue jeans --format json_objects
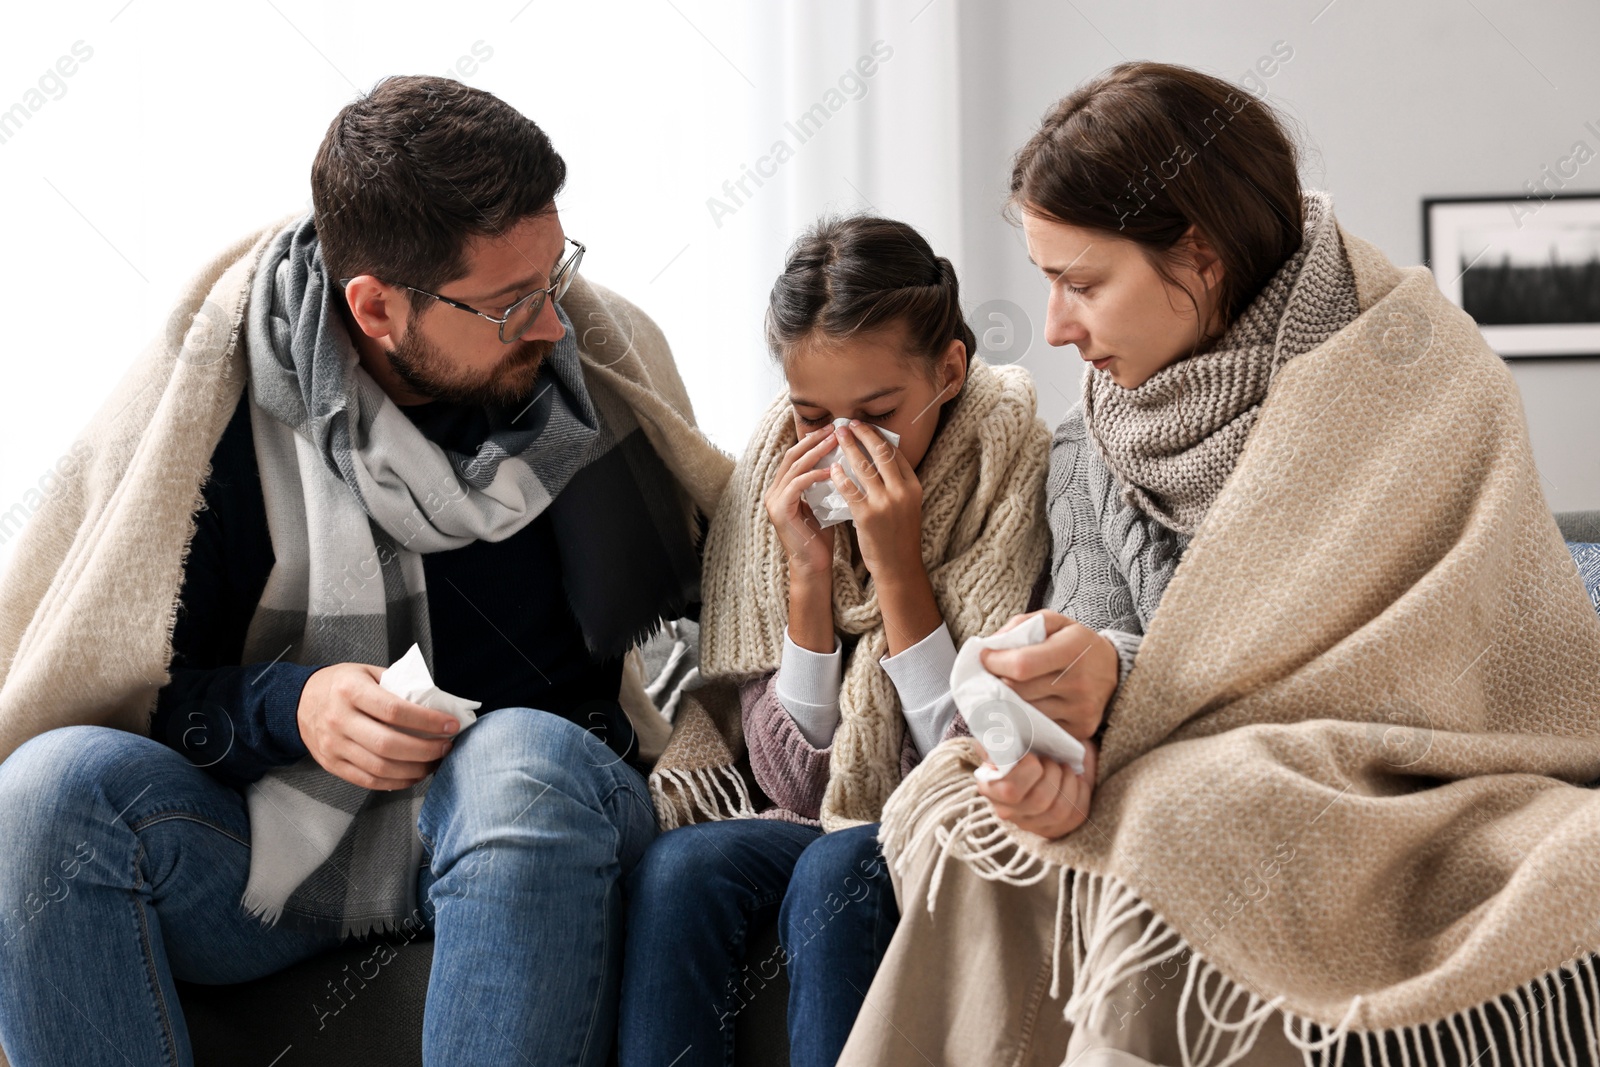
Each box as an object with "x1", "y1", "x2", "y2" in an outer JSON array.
[
  {"x1": 0, "y1": 707, "x2": 656, "y2": 1066},
  {"x1": 617, "y1": 819, "x2": 896, "y2": 1067},
  {"x1": 781, "y1": 823, "x2": 897, "y2": 1067}
]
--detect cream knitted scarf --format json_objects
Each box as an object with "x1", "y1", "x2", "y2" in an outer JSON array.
[
  {"x1": 875, "y1": 226, "x2": 1600, "y2": 1065},
  {"x1": 1082, "y1": 191, "x2": 1359, "y2": 536},
  {"x1": 650, "y1": 360, "x2": 1050, "y2": 832}
]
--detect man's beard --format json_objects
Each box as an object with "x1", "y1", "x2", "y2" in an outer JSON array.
[{"x1": 387, "y1": 323, "x2": 554, "y2": 408}]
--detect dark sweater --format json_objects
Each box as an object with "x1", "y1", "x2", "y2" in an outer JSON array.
[{"x1": 150, "y1": 391, "x2": 634, "y2": 790}]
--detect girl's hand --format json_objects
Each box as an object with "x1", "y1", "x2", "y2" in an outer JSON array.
[
  {"x1": 831, "y1": 420, "x2": 924, "y2": 584},
  {"x1": 764, "y1": 426, "x2": 839, "y2": 582},
  {"x1": 975, "y1": 741, "x2": 1098, "y2": 840},
  {"x1": 980, "y1": 610, "x2": 1120, "y2": 740}
]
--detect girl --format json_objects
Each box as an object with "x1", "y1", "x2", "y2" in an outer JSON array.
[
  {"x1": 840, "y1": 62, "x2": 1600, "y2": 1067},
  {"x1": 618, "y1": 215, "x2": 1051, "y2": 1067}
]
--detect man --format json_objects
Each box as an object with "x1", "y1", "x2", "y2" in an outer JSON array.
[{"x1": 0, "y1": 74, "x2": 730, "y2": 1066}]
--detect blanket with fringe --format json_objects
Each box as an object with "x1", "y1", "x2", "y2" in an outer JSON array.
[{"x1": 874, "y1": 229, "x2": 1600, "y2": 1067}]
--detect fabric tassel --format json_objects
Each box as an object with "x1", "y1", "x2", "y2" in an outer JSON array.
[{"x1": 878, "y1": 745, "x2": 1600, "y2": 1067}]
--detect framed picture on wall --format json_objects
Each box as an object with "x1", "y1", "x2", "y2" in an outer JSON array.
[{"x1": 1424, "y1": 193, "x2": 1600, "y2": 357}]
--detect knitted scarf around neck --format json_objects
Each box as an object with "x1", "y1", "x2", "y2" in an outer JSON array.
[{"x1": 1081, "y1": 191, "x2": 1359, "y2": 536}]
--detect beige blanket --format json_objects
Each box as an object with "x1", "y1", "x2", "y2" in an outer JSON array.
[
  {"x1": 864, "y1": 230, "x2": 1600, "y2": 1066},
  {"x1": 0, "y1": 211, "x2": 733, "y2": 769}
]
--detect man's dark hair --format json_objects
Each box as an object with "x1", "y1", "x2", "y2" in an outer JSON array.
[{"x1": 311, "y1": 75, "x2": 567, "y2": 306}]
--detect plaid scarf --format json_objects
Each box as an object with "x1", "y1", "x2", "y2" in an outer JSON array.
[{"x1": 238, "y1": 213, "x2": 700, "y2": 935}]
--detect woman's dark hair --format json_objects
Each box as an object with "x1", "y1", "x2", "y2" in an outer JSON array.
[
  {"x1": 765, "y1": 215, "x2": 977, "y2": 375},
  {"x1": 1008, "y1": 61, "x2": 1303, "y2": 330},
  {"x1": 311, "y1": 75, "x2": 566, "y2": 307}
]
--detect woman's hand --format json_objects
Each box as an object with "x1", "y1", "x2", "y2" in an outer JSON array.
[
  {"x1": 832, "y1": 421, "x2": 942, "y2": 655},
  {"x1": 764, "y1": 426, "x2": 839, "y2": 581},
  {"x1": 975, "y1": 741, "x2": 1099, "y2": 840},
  {"x1": 980, "y1": 610, "x2": 1120, "y2": 740}
]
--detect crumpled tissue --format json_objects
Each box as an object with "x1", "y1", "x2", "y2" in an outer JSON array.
[
  {"x1": 380, "y1": 643, "x2": 482, "y2": 739},
  {"x1": 799, "y1": 418, "x2": 902, "y2": 529},
  {"x1": 949, "y1": 614, "x2": 1087, "y2": 782}
]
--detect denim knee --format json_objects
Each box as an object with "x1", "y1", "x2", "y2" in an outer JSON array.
[
  {"x1": 787, "y1": 825, "x2": 885, "y2": 909},
  {"x1": 782, "y1": 825, "x2": 885, "y2": 942},
  {"x1": 0, "y1": 727, "x2": 165, "y2": 906},
  {"x1": 626, "y1": 823, "x2": 743, "y2": 908},
  {"x1": 436, "y1": 707, "x2": 615, "y2": 800},
  {"x1": 417, "y1": 706, "x2": 650, "y2": 866},
  {"x1": 0, "y1": 725, "x2": 155, "y2": 835}
]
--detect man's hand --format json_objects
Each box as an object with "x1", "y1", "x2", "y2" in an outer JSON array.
[
  {"x1": 980, "y1": 610, "x2": 1120, "y2": 740},
  {"x1": 296, "y1": 663, "x2": 460, "y2": 790},
  {"x1": 974, "y1": 742, "x2": 1099, "y2": 840}
]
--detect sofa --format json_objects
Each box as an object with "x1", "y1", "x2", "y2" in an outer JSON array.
[{"x1": 174, "y1": 511, "x2": 1600, "y2": 1067}]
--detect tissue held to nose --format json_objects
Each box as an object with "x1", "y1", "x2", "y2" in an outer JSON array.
[{"x1": 799, "y1": 417, "x2": 902, "y2": 529}]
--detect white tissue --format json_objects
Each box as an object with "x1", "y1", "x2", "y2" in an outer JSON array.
[
  {"x1": 799, "y1": 418, "x2": 903, "y2": 529},
  {"x1": 379, "y1": 643, "x2": 482, "y2": 739},
  {"x1": 950, "y1": 614, "x2": 1087, "y2": 781}
]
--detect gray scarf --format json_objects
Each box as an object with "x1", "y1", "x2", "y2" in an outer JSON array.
[
  {"x1": 237, "y1": 212, "x2": 698, "y2": 935},
  {"x1": 1081, "y1": 191, "x2": 1360, "y2": 535}
]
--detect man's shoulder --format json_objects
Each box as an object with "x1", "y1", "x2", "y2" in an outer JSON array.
[{"x1": 562, "y1": 276, "x2": 668, "y2": 366}]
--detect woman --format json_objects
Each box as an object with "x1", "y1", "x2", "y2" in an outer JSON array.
[
  {"x1": 839, "y1": 62, "x2": 1600, "y2": 1066},
  {"x1": 617, "y1": 216, "x2": 1051, "y2": 1067}
]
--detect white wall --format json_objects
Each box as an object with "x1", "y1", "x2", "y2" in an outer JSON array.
[
  {"x1": 954, "y1": 0, "x2": 1600, "y2": 512},
  {"x1": 3, "y1": 0, "x2": 1597, "y2": 577}
]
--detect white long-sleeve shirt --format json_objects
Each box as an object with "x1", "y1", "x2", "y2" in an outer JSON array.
[{"x1": 775, "y1": 623, "x2": 960, "y2": 758}]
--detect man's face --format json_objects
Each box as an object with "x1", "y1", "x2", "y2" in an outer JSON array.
[{"x1": 351, "y1": 212, "x2": 570, "y2": 408}]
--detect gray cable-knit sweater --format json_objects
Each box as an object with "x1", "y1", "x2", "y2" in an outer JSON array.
[{"x1": 1044, "y1": 404, "x2": 1191, "y2": 689}]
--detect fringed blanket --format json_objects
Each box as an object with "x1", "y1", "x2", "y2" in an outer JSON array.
[{"x1": 868, "y1": 230, "x2": 1600, "y2": 1066}]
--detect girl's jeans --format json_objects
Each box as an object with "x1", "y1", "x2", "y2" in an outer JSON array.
[
  {"x1": 0, "y1": 707, "x2": 656, "y2": 1067},
  {"x1": 618, "y1": 818, "x2": 896, "y2": 1067}
]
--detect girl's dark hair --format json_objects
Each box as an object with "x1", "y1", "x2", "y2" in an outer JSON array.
[
  {"x1": 1008, "y1": 61, "x2": 1303, "y2": 329},
  {"x1": 311, "y1": 75, "x2": 566, "y2": 304},
  {"x1": 765, "y1": 215, "x2": 977, "y2": 374}
]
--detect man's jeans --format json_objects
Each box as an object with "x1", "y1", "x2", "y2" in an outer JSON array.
[{"x1": 0, "y1": 706, "x2": 656, "y2": 1066}]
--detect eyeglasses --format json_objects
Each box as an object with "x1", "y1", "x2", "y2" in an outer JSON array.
[{"x1": 340, "y1": 237, "x2": 585, "y2": 345}]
